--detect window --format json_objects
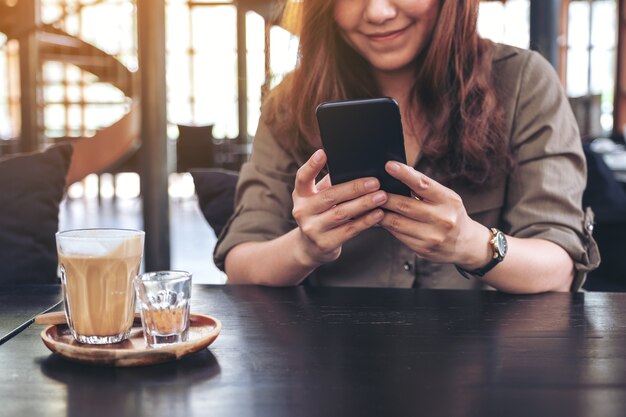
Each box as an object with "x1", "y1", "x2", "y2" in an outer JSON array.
[
  {"x1": 0, "y1": 33, "x2": 12, "y2": 139},
  {"x1": 34, "y1": 1, "x2": 298, "y2": 141},
  {"x1": 0, "y1": 35, "x2": 19, "y2": 141},
  {"x1": 566, "y1": 0, "x2": 617, "y2": 133},
  {"x1": 478, "y1": 0, "x2": 531, "y2": 49},
  {"x1": 166, "y1": 2, "x2": 297, "y2": 139},
  {"x1": 40, "y1": 0, "x2": 135, "y2": 139}
]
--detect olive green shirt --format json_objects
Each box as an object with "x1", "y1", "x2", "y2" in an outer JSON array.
[{"x1": 214, "y1": 43, "x2": 600, "y2": 291}]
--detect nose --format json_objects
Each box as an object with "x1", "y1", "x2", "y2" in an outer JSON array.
[{"x1": 364, "y1": 0, "x2": 397, "y2": 24}]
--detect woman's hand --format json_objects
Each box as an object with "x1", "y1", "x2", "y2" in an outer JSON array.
[
  {"x1": 379, "y1": 161, "x2": 492, "y2": 270},
  {"x1": 291, "y1": 149, "x2": 388, "y2": 268}
]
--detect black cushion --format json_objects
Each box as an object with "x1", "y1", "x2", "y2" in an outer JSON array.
[
  {"x1": 190, "y1": 169, "x2": 238, "y2": 236},
  {"x1": 176, "y1": 124, "x2": 216, "y2": 172},
  {"x1": 581, "y1": 143, "x2": 626, "y2": 291},
  {"x1": 582, "y1": 143, "x2": 626, "y2": 223},
  {"x1": 0, "y1": 144, "x2": 72, "y2": 284}
]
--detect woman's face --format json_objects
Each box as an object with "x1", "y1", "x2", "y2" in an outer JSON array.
[{"x1": 333, "y1": 0, "x2": 440, "y2": 74}]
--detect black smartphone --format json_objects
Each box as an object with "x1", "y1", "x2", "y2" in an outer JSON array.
[{"x1": 316, "y1": 97, "x2": 411, "y2": 197}]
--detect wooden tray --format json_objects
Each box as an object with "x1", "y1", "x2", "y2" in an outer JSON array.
[{"x1": 40, "y1": 313, "x2": 221, "y2": 367}]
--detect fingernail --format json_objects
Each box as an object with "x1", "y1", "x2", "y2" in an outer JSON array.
[
  {"x1": 364, "y1": 179, "x2": 378, "y2": 191},
  {"x1": 371, "y1": 209, "x2": 384, "y2": 221},
  {"x1": 387, "y1": 161, "x2": 401, "y2": 173},
  {"x1": 313, "y1": 149, "x2": 324, "y2": 163},
  {"x1": 372, "y1": 191, "x2": 386, "y2": 204}
]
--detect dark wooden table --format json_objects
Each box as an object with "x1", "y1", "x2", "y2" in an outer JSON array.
[
  {"x1": 1, "y1": 285, "x2": 626, "y2": 417},
  {"x1": 0, "y1": 285, "x2": 62, "y2": 344}
]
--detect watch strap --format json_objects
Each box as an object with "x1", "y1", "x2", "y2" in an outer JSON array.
[
  {"x1": 455, "y1": 258, "x2": 500, "y2": 279},
  {"x1": 456, "y1": 228, "x2": 506, "y2": 279}
]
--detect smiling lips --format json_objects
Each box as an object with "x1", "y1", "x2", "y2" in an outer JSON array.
[{"x1": 365, "y1": 23, "x2": 413, "y2": 42}]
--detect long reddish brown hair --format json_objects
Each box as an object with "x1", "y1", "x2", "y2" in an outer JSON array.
[{"x1": 264, "y1": 0, "x2": 513, "y2": 187}]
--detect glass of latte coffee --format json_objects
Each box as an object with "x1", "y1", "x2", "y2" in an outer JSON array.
[{"x1": 56, "y1": 228, "x2": 145, "y2": 344}]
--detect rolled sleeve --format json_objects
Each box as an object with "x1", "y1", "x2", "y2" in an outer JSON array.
[
  {"x1": 504, "y1": 51, "x2": 600, "y2": 290},
  {"x1": 213, "y1": 121, "x2": 301, "y2": 271}
]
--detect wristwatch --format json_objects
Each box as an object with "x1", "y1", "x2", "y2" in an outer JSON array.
[{"x1": 456, "y1": 228, "x2": 508, "y2": 279}]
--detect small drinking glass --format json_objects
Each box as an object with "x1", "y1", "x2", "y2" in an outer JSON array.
[{"x1": 134, "y1": 270, "x2": 192, "y2": 347}]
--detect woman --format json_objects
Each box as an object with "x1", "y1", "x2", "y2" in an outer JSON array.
[{"x1": 214, "y1": 0, "x2": 599, "y2": 293}]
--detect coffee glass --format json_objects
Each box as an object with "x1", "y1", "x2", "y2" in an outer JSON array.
[{"x1": 56, "y1": 228, "x2": 145, "y2": 344}]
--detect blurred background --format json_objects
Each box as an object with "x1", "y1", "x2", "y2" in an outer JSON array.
[{"x1": 0, "y1": 0, "x2": 624, "y2": 286}]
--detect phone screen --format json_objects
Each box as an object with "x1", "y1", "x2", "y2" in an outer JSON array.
[{"x1": 316, "y1": 97, "x2": 411, "y2": 196}]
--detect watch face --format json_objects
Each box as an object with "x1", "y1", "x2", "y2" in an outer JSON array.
[{"x1": 495, "y1": 232, "x2": 507, "y2": 258}]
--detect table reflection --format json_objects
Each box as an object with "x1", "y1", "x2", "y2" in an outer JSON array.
[
  {"x1": 225, "y1": 287, "x2": 587, "y2": 416},
  {"x1": 39, "y1": 349, "x2": 220, "y2": 417}
]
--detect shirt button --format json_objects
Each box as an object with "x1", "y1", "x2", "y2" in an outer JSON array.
[{"x1": 403, "y1": 261, "x2": 413, "y2": 272}]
